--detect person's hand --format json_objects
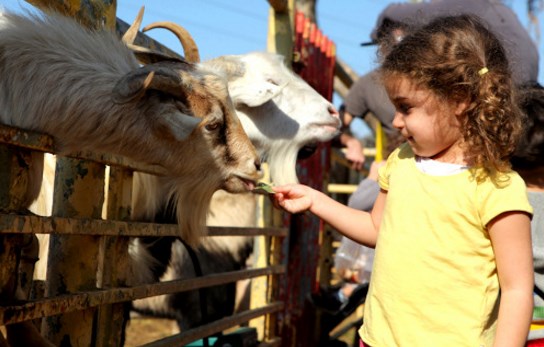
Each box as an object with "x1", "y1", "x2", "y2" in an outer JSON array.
[
  {"x1": 271, "y1": 184, "x2": 315, "y2": 214},
  {"x1": 343, "y1": 136, "x2": 365, "y2": 170}
]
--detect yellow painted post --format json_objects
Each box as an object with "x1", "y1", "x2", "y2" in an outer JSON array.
[
  {"x1": 374, "y1": 122, "x2": 384, "y2": 162},
  {"x1": 250, "y1": 0, "x2": 294, "y2": 343},
  {"x1": 95, "y1": 166, "x2": 133, "y2": 347},
  {"x1": 20, "y1": 1, "x2": 118, "y2": 344},
  {"x1": 267, "y1": 0, "x2": 294, "y2": 61},
  {"x1": 42, "y1": 157, "x2": 105, "y2": 346}
]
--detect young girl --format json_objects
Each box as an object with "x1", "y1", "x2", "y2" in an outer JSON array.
[{"x1": 273, "y1": 15, "x2": 534, "y2": 346}]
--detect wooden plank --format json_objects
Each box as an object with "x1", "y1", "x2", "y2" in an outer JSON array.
[
  {"x1": 267, "y1": 0, "x2": 288, "y2": 13},
  {"x1": 267, "y1": 0, "x2": 294, "y2": 60}
]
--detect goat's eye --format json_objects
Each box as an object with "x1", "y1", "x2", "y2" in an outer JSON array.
[
  {"x1": 205, "y1": 122, "x2": 220, "y2": 131},
  {"x1": 267, "y1": 78, "x2": 279, "y2": 86}
]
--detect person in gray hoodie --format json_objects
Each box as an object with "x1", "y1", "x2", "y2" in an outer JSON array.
[{"x1": 339, "y1": 0, "x2": 539, "y2": 168}]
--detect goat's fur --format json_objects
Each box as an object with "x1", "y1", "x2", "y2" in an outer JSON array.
[
  {"x1": 0, "y1": 9, "x2": 261, "y2": 345},
  {"x1": 131, "y1": 51, "x2": 340, "y2": 330},
  {"x1": 0, "y1": 10, "x2": 261, "y2": 246},
  {"x1": 133, "y1": 52, "x2": 340, "y2": 224}
]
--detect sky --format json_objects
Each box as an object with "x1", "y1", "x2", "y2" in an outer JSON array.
[{"x1": 1, "y1": 0, "x2": 543, "y2": 136}]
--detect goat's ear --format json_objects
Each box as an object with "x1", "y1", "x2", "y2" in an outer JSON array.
[
  {"x1": 228, "y1": 79, "x2": 283, "y2": 107},
  {"x1": 158, "y1": 111, "x2": 201, "y2": 141}
]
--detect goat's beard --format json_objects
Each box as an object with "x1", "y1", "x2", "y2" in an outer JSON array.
[
  {"x1": 170, "y1": 176, "x2": 218, "y2": 248},
  {"x1": 267, "y1": 142, "x2": 300, "y2": 185},
  {"x1": 131, "y1": 172, "x2": 219, "y2": 247}
]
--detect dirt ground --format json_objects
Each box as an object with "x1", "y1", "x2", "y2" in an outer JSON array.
[
  {"x1": 123, "y1": 317, "x2": 252, "y2": 346},
  {"x1": 124, "y1": 317, "x2": 179, "y2": 346}
]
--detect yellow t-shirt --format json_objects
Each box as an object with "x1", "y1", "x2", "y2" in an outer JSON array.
[{"x1": 359, "y1": 144, "x2": 533, "y2": 347}]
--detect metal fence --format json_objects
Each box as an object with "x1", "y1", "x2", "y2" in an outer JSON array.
[{"x1": 0, "y1": 123, "x2": 287, "y2": 346}]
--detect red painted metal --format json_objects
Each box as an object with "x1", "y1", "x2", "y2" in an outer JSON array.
[{"x1": 277, "y1": 11, "x2": 337, "y2": 346}]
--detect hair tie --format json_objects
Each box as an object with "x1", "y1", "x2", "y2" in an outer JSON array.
[{"x1": 478, "y1": 67, "x2": 489, "y2": 76}]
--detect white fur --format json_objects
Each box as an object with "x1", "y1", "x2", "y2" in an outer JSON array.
[{"x1": 131, "y1": 51, "x2": 341, "y2": 328}]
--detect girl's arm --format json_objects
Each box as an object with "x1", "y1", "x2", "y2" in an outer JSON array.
[
  {"x1": 488, "y1": 211, "x2": 533, "y2": 347},
  {"x1": 273, "y1": 184, "x2": 385, "y2": 247}
]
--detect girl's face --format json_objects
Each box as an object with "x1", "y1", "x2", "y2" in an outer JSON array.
[{"x1": 385, "y1": 76, "x2": 467, "y2": 164}]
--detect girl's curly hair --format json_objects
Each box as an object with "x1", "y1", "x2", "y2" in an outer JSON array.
[{"x1": 380, "y1": 14, "x2": 524, "y2": 180}]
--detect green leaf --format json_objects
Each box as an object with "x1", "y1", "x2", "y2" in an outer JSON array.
[{"x1": 253, "y1": 182, "x2": 275, "y2": 194}]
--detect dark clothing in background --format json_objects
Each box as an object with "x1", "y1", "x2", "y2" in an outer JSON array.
[
  {"x1": 369, "y1": 0, "x2": 539, "y2": 86},
  {"x1": 346, "y1": 0, "x2": 538, "y2": 131},
  {"x1": 344, "y1": 70, "x2": 397, "y2": 135}
]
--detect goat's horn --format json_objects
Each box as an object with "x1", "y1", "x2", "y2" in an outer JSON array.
[
  {"x1": 113, "y1": 64, "x2": 190, "y2": 103},
  {"x1": 126, "y1": 43, "x2": 185, "y2": 65},
  {"x1": 143, "y1": 22, "x2": 201, "y2": 63},
  {"x1": 122, "y1": 6, "x2": 145, "y2": 45}
]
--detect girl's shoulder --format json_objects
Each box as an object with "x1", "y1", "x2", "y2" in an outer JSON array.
[
  {"x1": 475, "y1": 170, "x2": 533, "y2": 225},
  {"x1": 395, "y1": 142, "x2": 414, "y2": 159},
  {"x1": 379, "y1": 143, "x2": 414, "y2": 189},
  {"x1": 384, "y1": 142, "x2": 413, "y2": 167}
]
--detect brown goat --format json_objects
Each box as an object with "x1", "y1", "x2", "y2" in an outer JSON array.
[{"x1": 0, "y1": 10, "x2": 262, "y2": 246}]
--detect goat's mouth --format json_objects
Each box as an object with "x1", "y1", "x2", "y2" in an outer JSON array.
[
  {"x1": 311, "y1": 121, "x2": 341, "y2": 135},
  {"x1": 222, "y1": 175, "x2": 258, "y2": 193},
  {"x1": 297, "y1": 143, "x2": 318, "y2": 160},
  {"x1": 240, "y1": 177, "x2": 257, "y2": 191}
]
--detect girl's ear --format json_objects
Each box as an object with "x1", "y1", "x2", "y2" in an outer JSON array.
[{"x1": 454, "y1": 100, "x2": 469, "y2": 116}]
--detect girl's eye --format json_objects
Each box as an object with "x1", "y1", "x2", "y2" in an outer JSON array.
[
  {"x1": 205, "y1": 122, "x2": 220, "y2": 131},
  {"x1": 399, "y1": 104, "x2": 412, "y2": 114}
]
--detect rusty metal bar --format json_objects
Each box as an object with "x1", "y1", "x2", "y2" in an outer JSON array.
[
  {"x1": 0, "y1": 125, "x2": 55, "y2": 153},
  {"x1": 264, "y1": 229, "x2": 284, "y2": 342},
  {"x1": 67, "y1": 151, "x2": 168, "y2": 176},
  {"x1": 0, "y1": 124, "x2": 168, "y2": 176},
  {"x1": 141, "y1": 302, "x2": 284, "y2": 347},
  {"x1": 0, "y1": 213, "x2": 288, "y2": 237},
  {"x1": 0, "y1": 265, "x2": 285, "y2": 325}
]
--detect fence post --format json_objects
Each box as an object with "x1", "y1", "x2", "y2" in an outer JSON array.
[
  {"x1": 0, "y1": 146, "x2": 39, "y2": 303},
  {"x1": 42, "y1": 157, "x2": 105, "y2": 346},
  {"x1": 95, "y1": 166, "x2": 133, "y2": 347}
]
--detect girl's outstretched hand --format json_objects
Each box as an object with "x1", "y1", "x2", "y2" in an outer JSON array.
[{"x1": 271, "y1": 184, "x2": 314, "y2": 214}]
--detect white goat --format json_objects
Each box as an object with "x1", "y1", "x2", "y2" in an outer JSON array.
[{"x1": 127, "y1": 19, "x2": 340, "y2": 331}]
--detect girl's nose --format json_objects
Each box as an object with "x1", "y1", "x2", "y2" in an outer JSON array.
[{"x1": 392, "y1": 112, "x2": 404, "y2": 130}]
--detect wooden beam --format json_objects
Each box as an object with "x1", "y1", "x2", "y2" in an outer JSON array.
[
  {"x1": 267, "y1": 0, "x2": 288, "y2": 13},
  {"x1": 267, "y1": 0, "x2": 294, "y2": 61},
  {"x1": 335, "y1": 56, "x2": 359, "y2": 91},
  {"x1": 25, "y1": 0, "x2": 117, "y2": 31}
]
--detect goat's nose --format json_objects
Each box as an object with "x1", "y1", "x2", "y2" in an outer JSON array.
[
  {"x1": 328, "y1": 105, "x2": 340, "y2": 119},
  {"x1": 254, "y1": 159, "x2": 262, "y2": 172}
]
